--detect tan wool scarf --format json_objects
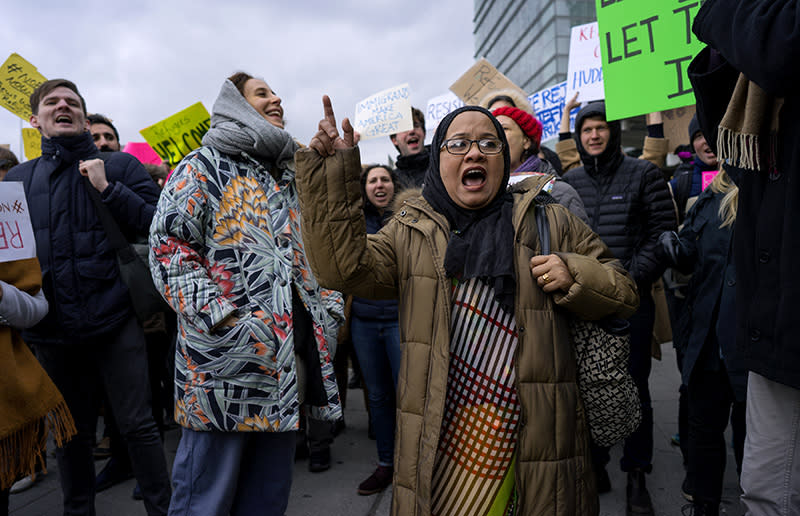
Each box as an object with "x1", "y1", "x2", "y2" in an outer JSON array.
[
  {"x1": 717, "y1": 73, "x2": 784, "y2": 172},
  {"x1": 0, "y1": 258, "x2": 76, "y2": 489}
]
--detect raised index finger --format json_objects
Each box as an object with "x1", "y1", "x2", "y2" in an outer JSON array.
[{"x1": 322, "y1": 95, "x2": 337, "y2": 129}]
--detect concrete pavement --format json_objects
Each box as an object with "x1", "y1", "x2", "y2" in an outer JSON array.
[{"x1": 9, "y1": 345, "x2": 744, "y2": 516}]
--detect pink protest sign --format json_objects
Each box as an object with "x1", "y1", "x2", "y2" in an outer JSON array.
[
  {"x1": 123, "y1": 142, "x2": 163, "y2": 165},
  {"x1": 702, "y1": 170, "x2": 719, "y2": 191}
]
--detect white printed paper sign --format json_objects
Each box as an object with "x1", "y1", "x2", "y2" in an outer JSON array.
[
  {"x1": 353, "y1": 84, "x2": 413, "y2": 141},
  {"x1": 528, "y1": 81, "x2": 574, "y2": 141},
  {"x1": 0, "y1": 182, "x2": 36, "y2": 263},
  {"x1": 425, "y1": 92, "x2": 465, "y2": 142},
  {"x1": 566, "y1": 22, "x2": 604, "y2": 103}
]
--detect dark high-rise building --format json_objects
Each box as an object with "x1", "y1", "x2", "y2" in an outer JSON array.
[
  {"x1": 473, "y1": 0, "x2": 596, "y2": 95},
  {"x1": 473, "y1": 0, "x2": 651, "y2": 152}
]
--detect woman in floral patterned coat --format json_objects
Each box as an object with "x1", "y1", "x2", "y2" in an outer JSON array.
[{"x1": 149, "y1": 72, "x2": 344, "y2": 516}]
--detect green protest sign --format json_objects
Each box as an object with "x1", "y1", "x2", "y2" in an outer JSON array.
[{"x1": 596, "y1": 0, "x2": 705, "y2": 121}]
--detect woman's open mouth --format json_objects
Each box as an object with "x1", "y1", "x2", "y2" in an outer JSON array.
[{"x1": 462, "y1": 168, "x2": 487, "y2": 189}]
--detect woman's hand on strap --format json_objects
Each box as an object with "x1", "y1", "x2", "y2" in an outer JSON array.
[
  {"x1": 530, "y1": 254, "x2": 575, "y2": 293},
  {"x1": 309, "y1": 95, "x2": 356, "y2": 156}
]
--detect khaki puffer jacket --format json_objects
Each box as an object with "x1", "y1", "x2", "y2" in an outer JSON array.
[{"x1": 295, "y1": 147, "x2": 639, "y2": 516}]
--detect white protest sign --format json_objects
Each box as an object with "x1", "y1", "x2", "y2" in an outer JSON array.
[
  {"x1": 0, "y1": 182, "x2": 36, "y2": 263},
  {"x1": 566, "y1": 22, "x2": 604, "y2": 102},
  {"x1": 529, "y1": 81, "x2": 568, "y2": 142},
  {"x1": 353, "y1": 84, "x2": 413, "y2": 141},
  {"x1": 425, "y1": 92, "x2": 464, "y2": 141}
]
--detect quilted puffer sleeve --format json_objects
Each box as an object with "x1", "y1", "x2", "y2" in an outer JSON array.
[
  {"x1": 294, "y1": 147, "x2": 399, "y2": 300},
  {"x1": 548, "y1": 204, "x2": 640, "y2": 320},
  {"x1": 555, "y1": 138, "x2": 581, "y2": 173},
  {"x1": 102, "y1": 152, "x2": 161, "y2": 235},
  {"x1": 629, "y1": 162, "x2": 678, "y2": 286},
  {"x1": 149, "y1": 150, "x2": 237, "y2": 334}
]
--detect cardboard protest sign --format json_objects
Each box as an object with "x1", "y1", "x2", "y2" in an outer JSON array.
[
  {"x1": 123, "y1": 142, "x2": 163, "y2": 165},
  {"x1": 140, "y1": 103, "x2": 210, "y2": 167},
  {"x1": 566, "y1": 22, "x2": 604, "y2": 102},
  {"x1": 528, "y1": 81, "x2": 579, "y2": 142},
  {"x1": 662, "y1": 104, "x2": 695, "y2": 149},
  {"x1": 0, "y1": 54, "x2": 47, "y2": 121},
  {"x1": 21, "y1": 128, "x2": 41, "y2": 160},
  {"x1": 353, "y1": 84, "x2": 413, "y2": 141},
  {"x1": 425, "y1": 92, "x2": 465, "y2": 141},
  {"x1": 0, "y1": 182, "x2": 36, "y2": 263},
  {"x1": 450, "y1": 58, "x2": 528, "y2": 106},
  {"x1": 597, "y1": 0, "x2": 705, "y2": 120}
]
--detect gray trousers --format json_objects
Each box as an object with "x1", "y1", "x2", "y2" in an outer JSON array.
[
  {"x1": 741, "y1": 372, "x2": 800, "y2": 516},
  {"x1": 36, "y1": 316, "x2": 171, "y2": 516}
]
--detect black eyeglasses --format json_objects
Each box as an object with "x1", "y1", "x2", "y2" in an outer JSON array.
[{"x1": 440, "y1": 138, "x2": 504, "y2": 155}]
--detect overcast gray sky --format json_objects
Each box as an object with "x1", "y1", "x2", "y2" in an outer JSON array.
[{"x1": 1, "y1": 0, "x2": 477, "y2": 165}]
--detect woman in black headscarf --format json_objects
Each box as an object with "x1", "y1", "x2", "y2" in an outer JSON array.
[{"x1": 295, "y1": 99, "x2": 638, "y2": 516}]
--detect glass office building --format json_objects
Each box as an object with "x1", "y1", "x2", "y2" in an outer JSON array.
[
  {"x1": 473, "y1": 0, "x2": 596, "y2": 95},
  {"x1": 473, "y1": 0, "x2": 649, "y2": 151}
]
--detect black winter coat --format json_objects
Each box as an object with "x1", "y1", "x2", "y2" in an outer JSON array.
[
  {"x1": 690, "y1": 0, "x2": 800, "y2": 389},
  {"x1": 394, "y1": 147, "x2": 430, "y2": 190},
  {"x1": 668, "y1": 188, "x2": 747, "y2": 401},
  {"x1": 5, "y1": 133, "x2": 160, "y2": 342},
  {"x1": 562, "y1": 103, "x2": 677, "y2": 287}
]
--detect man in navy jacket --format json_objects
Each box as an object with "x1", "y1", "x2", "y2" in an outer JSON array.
[
  {"x1": 5, "y1": 79, "x2": 170, "y2": 516},
  {"x1": 562, "y1": 101, "x2": 677, "y2": 516}
]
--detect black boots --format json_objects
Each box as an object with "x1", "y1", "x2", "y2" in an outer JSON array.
[
  {"x1": 681, "y1": 502, "x2": 720, "y2": 516},
  {"x1": 626, "y1": 470, "x2": 654, "y2": 515},
  {"x1": 594, "y1": 465, "x2": 611, "y2": 494}
]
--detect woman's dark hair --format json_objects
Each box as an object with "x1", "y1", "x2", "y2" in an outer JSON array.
[
  {"x1": 487, "y1": 95, "x2": 517, "y2": 110},
  {"x1": 0, "y1": 147, "x2": 19, "y2": 172},
  {"x1": 539, "y1": 146, "x2": 563, "y2": 176},
  {"x1": 228, "y1": 72, "x2": 254, "y2": 96},
  {"x1": 360, "y1": 164, "x2": 399, "y2": 210},
  {"x1": 520, "y1": 147, "x2": 536, "y2": 164}
]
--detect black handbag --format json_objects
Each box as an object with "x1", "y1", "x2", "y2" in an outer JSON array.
[
  {"x1": 84, "y1": 176, "x2": 169, "y2": 324},
  {"x1": 535, "y1": 205, "x2": 641, "y2": 447}
]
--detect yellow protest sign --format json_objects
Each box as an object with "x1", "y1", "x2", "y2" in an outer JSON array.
[
  {"x1": 140, "y1": 103, "x2": 211, "y2": 167},
  {"x1": 22, "y1": 128, "x2": 41, "y2": 160},
  {"x1": 0, "y1": 54, "x2": 47, "y2": 120}
]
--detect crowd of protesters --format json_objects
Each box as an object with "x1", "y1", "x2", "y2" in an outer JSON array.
[{"x1": 2, "y1": 1, "x2": 799, "y2": 515}]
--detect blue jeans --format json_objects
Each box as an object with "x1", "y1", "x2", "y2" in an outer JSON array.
[
  {"x1": 168, "y1": 429, "x2": 295, "y2": 516},
  {"x1": 351, "y1": 317, "x2": 402, "y2": 466}
]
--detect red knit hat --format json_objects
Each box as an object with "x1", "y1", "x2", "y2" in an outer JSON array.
[{"x1": 492, "y1": 106, "x2": 543, "y2": 149}]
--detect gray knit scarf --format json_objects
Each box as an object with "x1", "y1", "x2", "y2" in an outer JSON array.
[{"x1": 202, "y1": 79, "x2": 298, "y2": 169}]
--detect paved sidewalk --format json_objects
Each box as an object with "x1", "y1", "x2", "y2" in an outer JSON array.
[{"x1": 10, "y1": 345, "x2": 743, "y2": 516}]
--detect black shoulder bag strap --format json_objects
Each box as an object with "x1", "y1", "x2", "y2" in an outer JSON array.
[
  {"x1": 535, "y1": 204, "x2": 551, "y2": 255},
  {"x1": 82, "y1": 157, "x2": 167, "y2": 322},
  {"x1": 83, "y1": 176, "x2": 138, "y2": 264}
]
